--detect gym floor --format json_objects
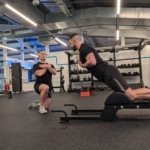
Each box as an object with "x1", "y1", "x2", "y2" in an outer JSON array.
[{"x1": 0, "y1": 91, "x2": 150, "y2": 150}]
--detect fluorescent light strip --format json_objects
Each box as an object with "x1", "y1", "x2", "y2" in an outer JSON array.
[
  {"x1": 30, "y1": 54, "x2": 38, "y2": 58},
  {"x1": 116, "y1": 30, "x2": 120, "y2": 41},
  {"x1": 0, "y1": 44, "x2": 18, "y2": 51},
  {"x1": 117, "y1": 0, "x2": 121, "y2": 15},
  {"x1": 55, "y1": 37, "x2": 67, "y2": 47},
  {"x1": 5, "y1": 3, "x2": 37, "y2": 27}
]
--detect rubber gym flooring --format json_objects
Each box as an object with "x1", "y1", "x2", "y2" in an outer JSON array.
[{"x1": 1, "y1": 90, "x2": 150, "y2": 150}]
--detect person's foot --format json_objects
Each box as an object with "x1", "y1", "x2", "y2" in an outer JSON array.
[
  {"x1": 125, "y1": 88, "x2": 137, "y2": 101},
  {"x1": 45, "y1": 108, "x2": 50, "y2": 112},
  {"x1": 39, "y1": 105, "x2": 48, "y2": 114}
]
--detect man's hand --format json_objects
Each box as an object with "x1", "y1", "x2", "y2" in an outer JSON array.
[
  {"x1": 77, "y1": 59, "x2": 84, "y2": 68},
  {"x1": 39, "y1": 64, "x2": 47, "y2": 69},
  {"x1": 39, "y1": 63, "x2": 56, "y2": 75},
  {"x1": 46, "y1": 64, "x2": 57, "y2": 75}
]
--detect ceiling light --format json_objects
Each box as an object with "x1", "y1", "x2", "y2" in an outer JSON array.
[
  {"x1": 116, "y1": 30, "x2": 120, "y2": 41},
  {"x1": 55, "y1": 23, "x2": 62, "y2": 29},
  {"x1": 30, "y1": 54, "x2": 38, "y2": 58},
  {"x1": 0, "y1": 44, "x2": 18, "y2": 51},
  {"x1": 117, "y1": 0, "x2": 121, "y2": 15},
  {"x1": 55, "y1": 37, "x2": 67, "y2": 47},
  {"x1": 5, "y1": 3, "x2": 38, "y2": 27}
]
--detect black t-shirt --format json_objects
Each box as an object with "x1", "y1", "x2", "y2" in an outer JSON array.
[
  {"x1": 79, "y1": 43, "x2": 107, "y2": 79},
  {"x1": 79, "y1": 43, "x2": 104, "y2": 65},
  {"x1": 32, "y1": 62, "x2": 55, "y2": 87}
]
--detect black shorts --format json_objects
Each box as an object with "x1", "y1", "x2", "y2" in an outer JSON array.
[
  {"x1": 92, "y1": 64, "x2": 130, "y2": 92},
  {"x1": 34, "y1": 83, "x2": 52, "y2": 98}
]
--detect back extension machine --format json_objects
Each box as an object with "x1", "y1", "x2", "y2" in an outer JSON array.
[{"x1": 52, "y1": 92, "x2": 150, "y2": 123}]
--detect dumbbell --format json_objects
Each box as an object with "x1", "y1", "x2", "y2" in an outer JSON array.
[
  {"x1": 122, "y1": 72, "x2": 128, "y2": 76},
  {"x1": 128, "y1": 72, "x2": 131, "y2": 76},
  {"x1": 135, "y1": 63, "x2": 140, "y2": 67},
  {"x1": 61, "y1": 76, "x2": 64, "y2": 79},
  {"x1": 82, "y1": 70, "x2": 86, "y2": 74},
  {"x1": 81, "y1": 86, "x2": 88, "y2": 91},
  {"x1": 133, "y1": 72, "x2": 139, "y2": 76},
  {"x1": 77, "y1": 76, "x2": 80, "y2": 81},
  {"x1": 70, "y1": 60, "x2": 75, "y2": 64},
  {"x1": 83, "y1": 76, "x2": 88, "y2": 81},
  {"x1": 132, "y1": 63, "x2": 136, "y2": 67},
  {"x1": 117, "y1": 65, "x2": 120, "y2": 68},
  {"x1": 79, "y1": 70, "x2": 82, "y2": 74},
  {"x1": 88, "y1": 77, "x2": 92, "y2": 81},
  {"x1": 75, "y1": 69, "x2": 78, "y2": 74},
  {"x1": 127, "y1": 64, "x2": 131, "y2": 68}
]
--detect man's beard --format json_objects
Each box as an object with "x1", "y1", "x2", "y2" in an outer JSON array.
[
  {"x1": 40, "y1": 58, "x2": 46, "y2": 61},
  {"x1": 73, "y1": 45, "x2": 78, "y2": 51}
]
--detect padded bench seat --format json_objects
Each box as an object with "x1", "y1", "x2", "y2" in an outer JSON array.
[{"x1": 105, "y1": 92, "x2": 150, "y2": 105}]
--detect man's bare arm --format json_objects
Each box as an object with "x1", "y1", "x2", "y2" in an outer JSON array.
[
  {"x1": 78, "y1": 52, "x2": 96, "y2": 68},
  {"x1": 47, "y1": 65, "x2": 57, "y2": 75}
]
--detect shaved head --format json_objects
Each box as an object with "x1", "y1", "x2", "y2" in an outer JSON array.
[
  {"x1": 69, "y1": 33, "x2": 84, "y2": 51},
  {"x1": 69, "y1": 33, "x2": 84, "y2": 43}
]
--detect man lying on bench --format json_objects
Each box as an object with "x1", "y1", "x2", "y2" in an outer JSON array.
[{"x1": 68, "y1": 33, "x2": 150, "y2": 101}]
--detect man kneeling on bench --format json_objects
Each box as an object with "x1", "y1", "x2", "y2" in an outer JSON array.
[
  {"x1": 32, "y1": 51, "x2": 57, "y2": 114},
  {"x1": 68, "y1": 33, "x2": 150, "y2": 101}
]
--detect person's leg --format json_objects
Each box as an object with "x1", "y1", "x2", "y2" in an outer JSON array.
[
  {"x1": 102, "y1": 65, "x2": 138, "y2": 100},
  {"x1": 39, "y1": 84, "x2": 49, "y2": 105},
  {"x1": 38, "y1": 84, "x2": 49, "y2": 113},
  {"x1": 134, "y1": 88, "x2": 150, "y2": 93},
  {"x1": 44, "y1": 98, "x2": 51, "y2": 110},
  {"x1": 44, "y1": 90, "x2": 52, "y2": 110},
  {"x1": 125, "y1": 87, "x2": 150, "y2": 100},
  {"x1": 103, "y1": 65, "x2": 150, "y2": 100}
]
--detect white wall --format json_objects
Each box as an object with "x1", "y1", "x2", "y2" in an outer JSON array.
[
  {"x1": 141, "y1": 45, "x2": 150, "y2": 86},
  {"x1": 22, "y1": 69, "x2": 28, "y2": 83},
  {"x1": 22, "y1": 69, "x2": 35, "y2": 92},
  {"x1": 5, "y1": 46, "x2": 150, "y2": 92},
  {"x1": 22, "y1": 82, "x2": 34, "y2": 92}
]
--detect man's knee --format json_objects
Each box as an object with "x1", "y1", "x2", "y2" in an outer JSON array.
[
  {"x1": 43, "y1": 86, "x2": 49, "y2": 92},
  {"x1": 40, "y1": 85, "x2": 49, "y2": 93}
]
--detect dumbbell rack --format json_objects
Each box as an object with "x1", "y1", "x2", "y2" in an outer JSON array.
[
  {"x1": 52, "y1": 67, "x2": 65, "y2": 92},
  {"x1": 96, "y1": 44, "x2": 144, "y2": 88},
  {"x1": 66, "y1": 52, "x2": 94, "y2": 92},
  {"x1": 117, "y1": 63, "x2": 140, "y2": 77},
  {"x1": 113, "y1": 45, "x2": 144, "y2": 88}
]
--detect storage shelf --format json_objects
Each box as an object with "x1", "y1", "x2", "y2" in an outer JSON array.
[
  {"x1": 70, "y1": 72, "x2": 90, "y2": 75},
  {"x1": 105, "y1": 60, "x2": 114, "y2": 62},
  {"x1": 117, "y1": 66, "x2": 140, "y2": 69},
  {"x1": 116, "y1": 58, "x2": 138, "y2": 61},
  {"x1": 71, "y1": 80, "x2": 92, "y2": 82},
  {"x1": 66, "y1": 46, "x2": 143, "y2": 92},
  {"x1": 122, "y1": 74, "x2": 140, "y2": 77}
]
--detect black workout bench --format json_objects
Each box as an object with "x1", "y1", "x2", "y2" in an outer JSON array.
[{"x1": 52, "y1": 92, "x2": 150, "y2": 122}]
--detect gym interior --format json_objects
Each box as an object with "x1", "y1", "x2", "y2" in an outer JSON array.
[{"x1": 0, "y1": 0, "x2": 150, "y2": 150}]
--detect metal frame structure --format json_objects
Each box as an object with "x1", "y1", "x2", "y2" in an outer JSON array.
[{"x1": 52, "y1": 92, "x2": 150, "y2": 123}]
